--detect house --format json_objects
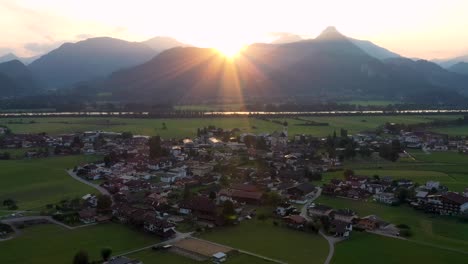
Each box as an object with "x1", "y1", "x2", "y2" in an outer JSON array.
[
  {"x1": 426, "y1": 181, "x2": 440, "y2": 190},
  {"x1": 79, "y1": 208, "x2": 97, "y2": 224},
  {"x1": 219, "y1": 184, "x2": 263, "y2": 204},
  {"x1": 308, "y1": 204, "x2": 334, "y2": 218},
  {"x1": 208, "y1": 137, "x2": 223, "y2": 147},
  {"x1": 212, "y1": 252, "x2": 227, "y2": 263},
  {"x1": 356, "y1": 217, "x2": 379, "y2": 230},
  {"x1": 427, "y1": 192, "x2": 468, "y2": 215},
  {"x1": 179, "y1": 196, "x2": 217, "y2": 222},
  {"x1": 143, "y1": 214, "x2": 176, "y2": 238},
  {"x1": 331, "y1": 219, "x2": 352, "y2": 237},
  {"x1": 287, "y1": 183, "x2": 316, "y2": 200},
  {"x1": 374, "y1": 192, "x2": 398, "y2": 205},
  {"x1": 333, "y1": 209, "x2": 357, "y2": 223},
  {"x1": 283, "y1": 215, "x2": 307, "y2": 229}
]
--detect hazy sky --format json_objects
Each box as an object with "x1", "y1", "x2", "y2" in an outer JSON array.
[{"x1": 1, "y1": 0, "x2": 468, "y2": 59}]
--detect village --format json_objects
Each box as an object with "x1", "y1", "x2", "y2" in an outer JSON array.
[{"x1": 1, "y1": 122, "x2": 468, "y2": 264}]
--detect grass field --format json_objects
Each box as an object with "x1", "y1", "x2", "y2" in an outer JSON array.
[
  {"x1": 332, "y1": 232, "x2": 467, "y2": 264},
  {"x1": 0, "y1": 115, "x2": 462, "y2": 139},
  {"x1": 432, "y1": 125, "x2": 468, "y2": 136},
  {"x1": 198, "y1": 217, "x2": 329, "y2": 264},
  {"x1": 315, "y1": 196, "x2": 468, "y2": 253},
  {"x1": 0, "y1": 223, "x2": 158, "y2": 264},
  {"x1": 341, "y1": 100, "x2": 399, "y2": 106},
  {"x1": 129, "y1": 250, "x2": 268, "y2": 264},
  {"x1": 319, "y1": 150, "x2": 468, "y2": 192},
  {"x1": 0, "y1": 155, "x2": 100, "y2": 210}
]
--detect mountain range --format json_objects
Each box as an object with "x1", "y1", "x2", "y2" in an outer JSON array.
[
  {"x1": 0, "y1": 27, "x2": 467, "y2": 105},
  {"x1": 0, "y1": 60, "x2": 38, "y2": 97},
  {"x1": 0, "y1": 53, "x2": 40, "y2": 65},
  {"x1": 99, "y1": 27, "x2": 468, "y2": 104}
]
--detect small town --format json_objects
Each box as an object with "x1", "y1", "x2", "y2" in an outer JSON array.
[{"x1": 1, "y1": 119, "x2": 468, "y2": 264}]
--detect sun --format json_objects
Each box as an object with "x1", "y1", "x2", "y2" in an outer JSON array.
[{"x1": 216, "y1": 44, "x2": 245, "y2": 58}]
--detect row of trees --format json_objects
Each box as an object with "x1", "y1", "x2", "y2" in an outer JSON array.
[{"x1": 73, "y1": 248, "x2": 112, "y2": 264}]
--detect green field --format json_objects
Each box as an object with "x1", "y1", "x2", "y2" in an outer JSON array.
[
  {"x1": 129, "y1": 250, "x2": 267, "y2": 264},
  {"x1": 0, "y1": 115, "x2": 461, "y2": 139},
  {"x1": 315, "y1": 196, "x2": 468, "y2": 253},
  {"x1": 0, "y1": 155, "x2": 100, "y2": 210},
  {"x1": 0, "y1": 223, "x2": 158, "y2": 264},
  {"x1": 198, "y1": 217, "x2": 329, "y2": 264},
  {"x1": 332, "y1": 232, "x2": 467, "y2": 264},
  {"x1": 341, "y1": 100, "x2": 399, "y2": 106},
  {"x1": 432, "y1": 125, "x2": 468, "y2": 136},
  {"x1": 319, "y1": 150, "x2": 468, "y2": 192}
]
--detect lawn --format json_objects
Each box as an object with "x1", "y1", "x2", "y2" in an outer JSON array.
[
  {"x1": 315, "y1": 196, "x2": 468, "y2": 253},
  {"x1": 431, "y1": 125, "x2": 468, "y2": 136},
  {"x1": 332, "y1": 232, "x2": 467, "y2": 264},
  {"x1": 0, "y1": 155, "x2": 100, "y2": 210},
  {"x1": 0, "y1": 115, "x2": 462, "y2": 139},
  {"x1": 341, "y1": 100, "x2": 399, "y2": 106},
  {"x1": 198, "y1": 217, "x2": 329, "y2": 264},
  {"x1": 129, "y1": 250, "x2": 267, "y2": 264},
  {"x1": 0, "y1": 223, "x2": 158, "y2": 264}
]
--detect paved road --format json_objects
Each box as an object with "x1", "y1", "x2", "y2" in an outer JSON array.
[
  {"x1": 66, "y1": 170, "x2": 114, "y2": 204},
  {"x1": 300, "y1": 187, "x2": 322, "y2": 220},
  {"x1": 1, "y1": 216, "x2": 96, "y2": 230}
]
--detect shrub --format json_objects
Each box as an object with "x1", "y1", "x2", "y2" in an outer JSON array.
[
  {"x1": 396, "y1": 224, "x2": 410, "y2": 229},
  {"x1": 399, "y1": 229, "x2": 413, "y2": 237}
]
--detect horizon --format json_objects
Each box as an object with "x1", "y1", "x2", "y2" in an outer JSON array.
[{"x1": 2, "y1": 0, "x2": 468, "y2": 60}]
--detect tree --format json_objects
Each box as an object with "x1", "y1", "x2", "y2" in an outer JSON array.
[
  {"x1": 103, "y1": 155, "x2": 112, "y2": 167},
  {"x1": 343, "y1": 169, "x2": 354, "y2": 178},
  {"x1": 222, "y1": 200, "x2": 235, "y2": 219},
  {"x1": 162, "y1": 122, "x2": 167, "y2": 130},
  {"x1": 396, "y1": 188, "x2": 410, "y2": 203},
  {"x1": 183, "y1": 185, "x2": 192, "y2": 201},
  {"x1": 219, "y1": 175, "x2": 229, "y2": 187},
  {"x1": 149, "y1": 136, "x2": 163, "y2": 159},
  {"x1": 263, "y1": 191, "x2": 282, "y2": 206},
  {"x1": 73, "y1": 250, "x2": 89, "y2": 264},
  {"x1": 257, "y1": 213, "x2": 268, "y2": 222},
  {"x1": 121, "y1": 131, "x2": 133, "y2": 139},
  {"x1": 209, "y1": 191, "x2": 217, "y2": 200},
  {"x1": 97, "y1": 195, "x2": 112, "y2": 212},
  {"x1": 101, "y1": 247, "x2": 112, "y2": 261}
]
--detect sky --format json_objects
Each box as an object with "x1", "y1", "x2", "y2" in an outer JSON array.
[{"x1": 1, "y1": 0, "x2": 468, "y2": 59}]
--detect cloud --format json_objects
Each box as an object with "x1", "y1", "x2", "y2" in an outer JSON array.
[
  {"x1": 75, "y1": 34, "x2": 94, "y2": 40},
  {"x1": 0, "y1": 47, "x2": 15, "y2": 57},
  {"x1": 24, "y1": 42, "x2": 63, "y2": 54},
  {"x1": 269, "y1": 32, "x2": 303, "y2": 44}
]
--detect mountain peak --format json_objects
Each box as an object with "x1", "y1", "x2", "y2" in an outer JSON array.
[{"x1": 316, "y1": 26, "x2": 346, "y2": 40}]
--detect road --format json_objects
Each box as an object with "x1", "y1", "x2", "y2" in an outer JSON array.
[
  {"x1": 66, "y1": 169, "x2": 114, "y2": 204},
  {"x1": 300, "y1": 187, "x2": 322, "y2": 220}
]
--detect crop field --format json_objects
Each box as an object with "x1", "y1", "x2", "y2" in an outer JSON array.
[
  {"x1": 0, "y1": 155, "x2": 100, "y2": 210},
  {"x1": 332, "y1": 232, "x2": 467, "y2": 264},
  {"x1": 0, "y1": 223, "x2": 158, "y2": 264},
  {"x1": 0, "y1": 114, "x2": 462, "y2": 139}
]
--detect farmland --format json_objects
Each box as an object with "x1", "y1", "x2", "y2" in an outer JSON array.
[
  {"x1": 0, "y1": 114, "x2": 463, "y2": 139},
  {"x1": 0, "y1": 223, "x2": 158, "y2": 264},
  {"x1": 0, "y1": 155, "x2": 100, "y2": 210}
]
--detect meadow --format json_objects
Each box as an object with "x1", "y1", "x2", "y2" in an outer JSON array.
[
  {"x1": 0, "y1": 114, "x2": 463, "y2": 139},
  {"x1": 319, "y1": 150, "x2": 468, "y2": 192},
  {"x1": 198, "y1": 216, "x2": 329, "y2": 264},
  {"x1": 129, "y1": 250, "x2": 268, "y2": 264},
  {"x1": 315, "y1": 196, "x2": 468, "y2": 253},
  {"x1": 0, "y1": 155, "x2": 100, "y2": 210},
  {"x1": 332, "y1": 232, "x2": 467, "y2": 264},
  {"x1": 0, "y1": 223, "x2": 158, "y2": 264}
]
